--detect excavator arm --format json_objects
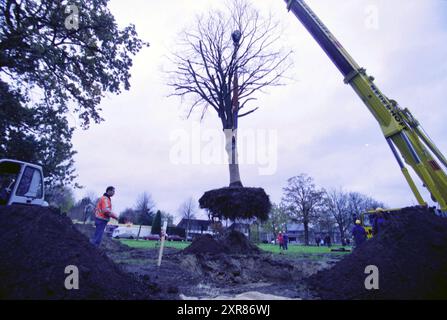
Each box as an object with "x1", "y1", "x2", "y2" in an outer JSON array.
[{"x1": 284, "y1": 0, "x2": 447, "y2": 210}]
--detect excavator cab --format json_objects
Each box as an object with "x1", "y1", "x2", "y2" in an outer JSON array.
[{"x1": 0, "y1": 159, "x2": 48, "y2": 206}]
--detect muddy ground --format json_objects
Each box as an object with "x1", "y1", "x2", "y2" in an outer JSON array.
[
  {"x1": 106, "y1": 242, "x2": 341, "y2": 299},
  {"x1": 2, "y1": 205, "x2": 445, "y2": 299},
  {"x1": 75, "y1": 224, "x2": 342, "y2": 299}
]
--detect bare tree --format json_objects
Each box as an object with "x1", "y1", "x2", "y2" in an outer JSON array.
[
  {"x1": 135, "y1": 192, "x2": 156, "y2": 226},
  {"x1": 282, "y1": 174, "x2": 324, "y2": 246},
  {"x1": 347, "y1": 192, "x2": 386, "y2": 221},
  {"x1": 168, "y1": 0, "x2": 292, "y2": 187},
  {"x1": 262, "y1": 203, "x2": 289, "y2": 243},
  {"x1": 178, "y1": 197, "x2": 198, "y2": 239},
  {"x1": 315, "y1": 204, "x2": 337, "y2": 239},
  {"x1": 161, "y1": 211, "x2": 175, "y2": 226},
  {"x1": 324, "y1": 188, "x2": 351, "y2": 246}
]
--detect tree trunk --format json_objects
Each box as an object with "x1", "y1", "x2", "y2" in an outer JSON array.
[
  {"x1": 224, "y1": 129, "x2": 243, "y2": 187},
  {"x1": 303, "y1": 221, "x2": 309, "y2": 246},
  {"x1": 186, "y1": 221, "x2": 190, "y2": 241},
  {"x1": 339, "y1": 225, "x2": 346, "y2": 246}
]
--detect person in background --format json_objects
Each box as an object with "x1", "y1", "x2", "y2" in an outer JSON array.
[
  {"x1": 375, "y1": 213, "x2": 385, "y2": 235},
  {"x1": 282, "y1": 232, "x2": 289, "y2": 250},
  {"x1": 277, "y1": 232, "x2": 284, "y2": 251},
  {"x1": 90, "y1": 186, "x2": 118, "y2": 247},
  {"x1": 325, "y1": 234, "x2": 331, "y2": 247},
  {"x1": 352, "y1": 219, "x2": 367, "y2": 248}
]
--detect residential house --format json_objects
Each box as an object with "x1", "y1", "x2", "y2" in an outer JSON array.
[{"x1": 177, "y1": 218, "x2": 214, "y2": 240}]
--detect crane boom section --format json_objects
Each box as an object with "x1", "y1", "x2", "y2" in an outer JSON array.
[{"x1": 284, "y1": 0, "x2": 447, "y2": 210}]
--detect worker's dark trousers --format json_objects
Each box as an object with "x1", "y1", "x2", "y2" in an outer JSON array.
[{"x1": 90, "y1": 218, "x2": 108, "y2": 247}]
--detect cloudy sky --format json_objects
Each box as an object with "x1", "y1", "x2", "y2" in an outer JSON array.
[{"x1": 71, "y1": 0, "x2": 447, "y2": 222}]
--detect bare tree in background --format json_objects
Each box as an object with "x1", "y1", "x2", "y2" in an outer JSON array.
[
  {"x1": 325, "y1": 190, "x2": 386, "y2": 245},
  {"x1": 178, "y1": 197, "x2": 198, "y2": 240},
  {"x1": 324, "y1": 188, "x2": 351, "y2": 246},
  {"x1": 135, "y1": 192, "x2": 155, "y2": 213},
  {"x1": 161, "y1": 211, "x2": 175, "y2": 226},
  {"x1": 282, "y1": 174, "x2": 324, "y2": 246},
  {"x1": 168, "y1": 0, "x2": 292, "y2": 187},
  {"x1": 262, "y1": 203, "x2": 289, "y2": 243},
  {"x1": 135, "y1": 192, "x2": 156, "y2": 232}
]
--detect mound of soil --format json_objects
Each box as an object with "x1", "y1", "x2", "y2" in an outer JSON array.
[
  {"x1": 0, "y1": 205, "x2": 155, "y2": 300},
  {"x1": 199, "y1": 187, "x2": 271, "y2": 221},
  {"x1": 308, "y1": 206, "x2": 447, "y2": 299},
  {"x1": 183, "y1": 234, "x2": 228, "y2": 255},
  {"x1": 183, "y1": 230, "x2": 260, "y2": 255},
  {"x1": 222, "y1": 230, "x2": 261, "y2": 254}
]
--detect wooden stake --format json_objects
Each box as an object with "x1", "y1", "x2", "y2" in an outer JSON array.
[{"x1": 157, "y1": 220, "x2": 168, "y2": 267}]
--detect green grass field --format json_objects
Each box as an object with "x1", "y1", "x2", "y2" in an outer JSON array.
[
  {"x1": 118, "y1": 239, "x2": 351, "y2": 255},
  {"x1": 258, "y1": 243, "x2": 351, "y2": 255},
  {"x1": 119, "y1": 239, "x2": 190, "y2": 250}
]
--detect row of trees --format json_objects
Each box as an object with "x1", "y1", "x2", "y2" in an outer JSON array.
[{"x1": 262, "y1": 174, "x2": 385, "y2": 246}]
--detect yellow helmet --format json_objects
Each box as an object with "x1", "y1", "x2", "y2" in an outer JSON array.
[{"x1": 355, "y1": 220, "x2": 361, "y2": 225}]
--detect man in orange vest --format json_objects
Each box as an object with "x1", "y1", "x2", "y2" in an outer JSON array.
[{"x1": 90, "y1": 186, "x2": 119, "y2": 247}]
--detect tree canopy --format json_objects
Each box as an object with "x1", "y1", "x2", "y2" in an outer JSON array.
[{"x1": 0, "y1": 0, "x2": 148, "y2": 188}]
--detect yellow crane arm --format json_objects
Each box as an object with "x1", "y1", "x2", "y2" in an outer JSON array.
[{"x1": 284, "y1": 0, "x2": 447, "y2": 210}]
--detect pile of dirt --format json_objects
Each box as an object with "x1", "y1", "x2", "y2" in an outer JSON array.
[
  {"x1": 183, "y1": 234, "x2": 228, "y2": 255},
  {"x1": 0, "y1": 205, "x2": 156, "y2": 300},
  {"x1": 183, "y1": 230, "x2": 260, "y2": 255},
  {"x1": 308, "y1": 206, "x2": 447, "y2": 299},
  {"x1": 221, "y1": 229, "x2": 261, "y2": 254}
]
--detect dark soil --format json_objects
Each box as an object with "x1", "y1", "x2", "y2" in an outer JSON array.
[
  {"x1": 0, "y1": 205, "x2": 158, "y2": 300},
  {"x1": 169, "y1": 230, "x2": 319, "y2": 298},
  {"x1": 183, "y1": 230, "x2": 260, "y2": 255},
  {"x1": 308, "y1": 206, "x2": 447, "y2": 299}
]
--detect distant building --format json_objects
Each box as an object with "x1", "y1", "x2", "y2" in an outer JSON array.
[
  {"x1": 177, "y1": 218, "x2": 253, "y2": 239},
  {"x1": 177, "y1": 218, "x2": 214, "y2": 239},
  {"x1": 259, "y1": 222, "x2": 343, "y2": 245}
]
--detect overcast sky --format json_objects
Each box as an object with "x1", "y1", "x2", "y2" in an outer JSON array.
[{"x1": 71, "y1": 0, "x2": 447, "y2": 223}]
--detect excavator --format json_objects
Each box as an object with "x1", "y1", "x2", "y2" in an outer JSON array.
[
  {"x1": 283, "y1": 0, "x2": 447, "y2": 218},
  {"x1": 0, "y1": 159, "x2": 48, "y2": 206}
]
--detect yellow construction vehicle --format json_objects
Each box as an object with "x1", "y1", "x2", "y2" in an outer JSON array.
[
  {"x1": 359, "y1": 208, "x2": 401, "y2": 238},
  {"x1": 284, "y1": 0, "x2": 447, "y2": 212}
]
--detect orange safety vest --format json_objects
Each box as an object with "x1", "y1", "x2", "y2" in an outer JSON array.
[{"x1": 95, "y1": 195, "x2": 112, "y2": 221}]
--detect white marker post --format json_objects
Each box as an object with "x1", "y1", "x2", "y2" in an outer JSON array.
[{"x1": 157, "y1": 220, "x2": 168, "y2": 267}]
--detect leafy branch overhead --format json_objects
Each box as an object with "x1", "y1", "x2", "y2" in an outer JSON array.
[{"x1": 0, "y1": 0, "x2": 148, "y2": 188}]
